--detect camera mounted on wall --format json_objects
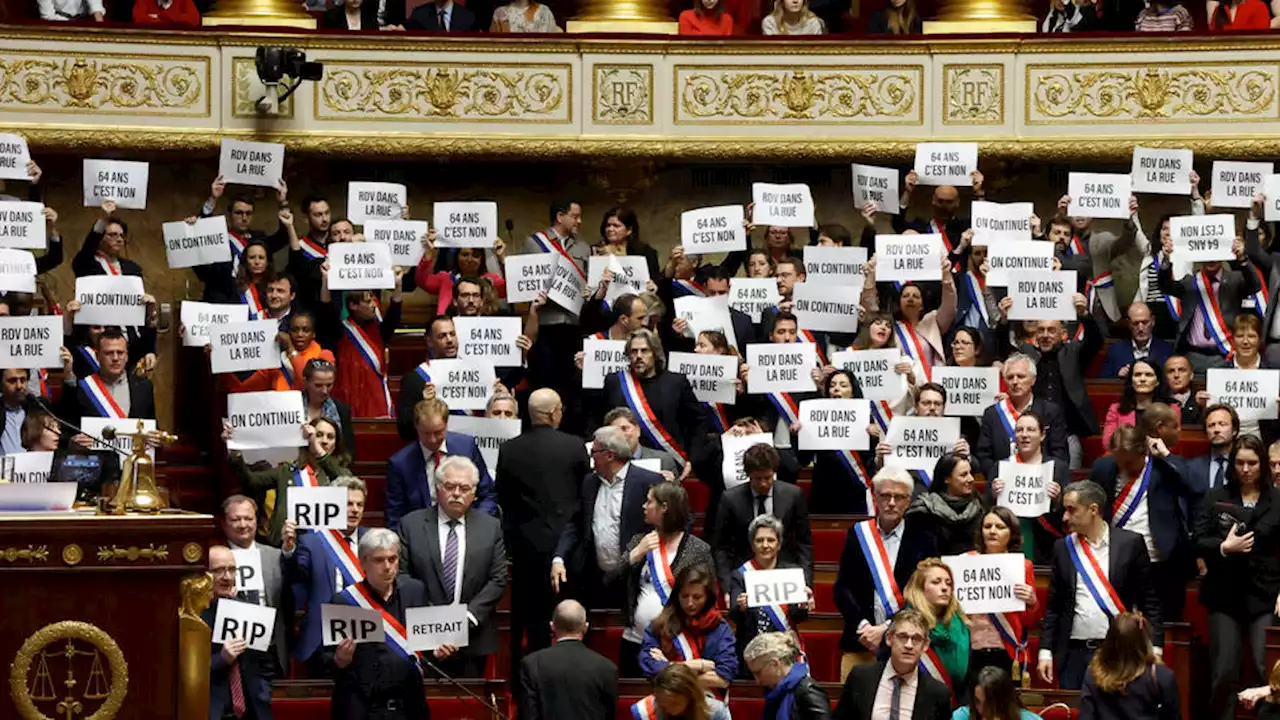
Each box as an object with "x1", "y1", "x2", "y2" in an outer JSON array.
[{"x1": 254, "y1": 47, "x2": 324, "y2": 115}]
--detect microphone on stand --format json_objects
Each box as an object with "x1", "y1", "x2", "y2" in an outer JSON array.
[{"x1": 420, "y1": 655, "x2": 509, "y2": 720}]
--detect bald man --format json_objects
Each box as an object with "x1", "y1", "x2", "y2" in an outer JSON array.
[
  {"x1": 497, "y1": 389, "x2": 592, "y2": 676},
  {"x1": 1100, "y1": 301, "x2": 1174, "y2": 378},
  {"x1": 518, "y1": 601, "x2": 619, "y2": 720}
]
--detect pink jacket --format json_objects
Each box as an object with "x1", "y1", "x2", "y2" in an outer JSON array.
[{"x1": 1102, "y1": 402, "x2": 1181, "y2": 449}]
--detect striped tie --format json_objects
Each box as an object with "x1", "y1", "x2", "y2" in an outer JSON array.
[{"x1": 443, "y1": 520, "x2": 459, "y2": 601}]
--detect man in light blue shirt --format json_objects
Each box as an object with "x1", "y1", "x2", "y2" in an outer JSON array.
[{"x1": 0, "y1": 369, "x2": 35, "y2": 455}]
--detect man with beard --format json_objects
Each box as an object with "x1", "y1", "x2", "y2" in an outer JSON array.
[{"x1": 1186, "y1": 403, "x2": 1239, "y2": 493}]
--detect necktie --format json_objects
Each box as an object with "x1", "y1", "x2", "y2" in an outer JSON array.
[
  {"x1": 889, "y1": 674, "x2": 903, "y2": 720},
  {"x1": 438, "y1": 8, "x2": 448, "y2": 28},
  {"x1": 1214, "y1": 457, "x2": 1226, "y2": 488},
  {"x1": 229, "y1": 660, "x2": 247, "y2": 718},
  {"x1": 238, "y1": 589, "x2": 261, "y2": 606},
  {"x1": 755, "y1": 494, "x2": 766, "y2": 518},
  {"x1": 443, "y1": 520, "x2": 459, "y2": 602}
]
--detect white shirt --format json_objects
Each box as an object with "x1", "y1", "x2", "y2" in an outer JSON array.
[
  {"x1": 1118, "y1": 471, "x2": 1160, "y2": 562},
  {"x1": 437, "y1": 510, "x2": 467, "y2": 605},
  {"x1": 1067, "y1": 526, "x2": 1111, "y2": 645},
  {"x1": 434, "y1": 0, "x2": 454, "y2": 28},
  {"x1": 421, "y1": 437, "x2": 448, "y2": 503},
  {"x1": 38, "y1": 0, "x2": 102, "y2": 19},
  {"x1": 592, "y1": 463, "x2": 629, "y2": 573},
  {"x1": 1131, "y1": 339, "x2": 1151, "y2": 361},
  {"x1": 1, "y1": 404, "x2": 25, "y2": 455},
  {"x1": 870, "y1": 518, "x2": 905, "y2": 626},
  {"x1": 871, "y1": 663, "x2": 918, "y2": 720},
  {"x1": 751, "y1": 484, "x2": 775, "y2": 518},
  {"x1": 102, "y1": 373, "x2": 131, "y2": 417}
]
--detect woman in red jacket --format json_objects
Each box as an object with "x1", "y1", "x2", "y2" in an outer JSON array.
[
  {"x1": 965, "y1": 506, "x2": 1040, "y2": 690},
  {"x1": 679, "y1": 0, "x2": 735, "y2": 35},
  {"x1": 1208, "y1": 0, "x2": 1270, "y2": 29},
  {"x1": 133, "y1": 0, "x2": 200, "y2": 26}
]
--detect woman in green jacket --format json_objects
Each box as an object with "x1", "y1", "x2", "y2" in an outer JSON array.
[{"x1": 904, "y1": 556, "x2": 971, "y2": 703}]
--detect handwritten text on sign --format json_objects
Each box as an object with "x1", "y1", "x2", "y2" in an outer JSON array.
[
  {"x1": 328, "y1": 243, "x2": 394, "y2": 291},
  {"x1": 455, "y1": 316, "x2": 522, "y2": 368},
  {"x1": 0, "y1": 134, "x2": 31, "y2": 181},
  {"x1": 82, "y1": 159, "x2": 149, "y2": 209},
  {"x1": 181, "y1": 301, "x2": 248, "y2": 347},
  {"x1": 1207, "y1": 368, "x2": 1280, "y2": 423},
  {"x1": 913, "y1": 142, "x2": 978, "y2": 187},
  {"x1": 74, "y1": 275, "x2": 145, "y2": 326},
  {"x1": 744, "y1": 567, "x2": 808, "y2": 607},
  {"x1": 886, "y1": 416, "x2": 960, "y2": 472},
  {"x1": 746, "y1": 343, "x2": 817, "y2": 394},
  {"x1": 1131, "y1": 147, "x2": 1193, "y2": 195},
  {"x1": 933, "y1": 365, "x2": 1000, "y2": 417},
  {"x1": 347, "y1": 182, "x2": 407, "y2": 225},
  {"x1": 996, "y1": 460, "x2": 1054, "y2": 517},
  {"x1": 729, "y1": 278, "x2": 781, "y2": 322},
  {"x1": 681, "y1": 205, "x2": 746, "y2": 255},
  {"x1": 433, "y1": 201, "x2": 498, "y2": 249},
  {"x1": 226, "y1": 390, "x2": 307, "y2": 450},
  {"x1": 1213, "y1": 160, "x2": 1275, "y2": 209},
  {"x1": 874, "y1": 234, "x2": 943, "y2": 283},
  {"x1": 218, "y1": 139, "x2": 285, "y2": 188},
  {"x1": 0, "y1": 316, "x2": 61, "y2": 369},
  {"x1": 1067, "y1": 172, "x2": 1131, "y2": 220},
  {"x1": 798, "y1": 398, "x2": 870, "y2": 451},
  {"x1": 751, "y1": 183, "x2": 815, "y2": 227},
  {"x1": 211, "y1": 319, "x2": 280, "y2": 375},
  {"x1": 365, "y1": 220, "x2": 429, "y2": 268},
  {"x1": 213, "y1": 598, "x2": 277, "y2": 652},
  {"x1": 289, "y1": 486, "x2": 348, "y2": 530},
  {"x1": 1170, "y1": 214, "x2": 1235, "y2": 263},
  {"x1": 320, "y1": 604, "x2": 386, "y2": 646},
  {"x1": 941, "y1": 553, "x2": 1026, "y2": 615},
  {"x1": 986, "y1": 241, "x2": 1054, "y2": 287},
  {"x1": 163, "y1": 215, "x2": 231, "y2": 269},
  {"x1": 851, "y1": 164, "x2": 900, "y2": 214},
  {"x1": 830, "y1": 348, "x2": 906, "y2": 402},
  {"x1": 0, "y1": 201, "x2": 46, "y2": 250},
  {"x1": 406, "y1": 604, "x2": 470, "y2": 651},
  {"x1": 505, "y1": 255, "x2": 554, "y2": 304},
  {"x1": 1008, "y1": 270, "x2": 1078, "y2": 322},
  {"x1": 428, "y1": 358, "x2": 496, "y2": 412}
]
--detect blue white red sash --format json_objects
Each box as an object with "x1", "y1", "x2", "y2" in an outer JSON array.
[
  {"x1": 1113, "y1": 455, "x2": 1152, "y2": 528},
  {"x1": 413, "y1": 361, "x2": 431, "y2": 384},
  {"x1": 870, "y1": 400, "x2": 893, "y2": 436},
  {"x1": 672, "y1": 279, "x2": 707, "y2": 298},
  {"x1": 337, "y1": 583, "x2": 416, "y2": 664},
  {"x1": 94, "y1": 252, "x2": 120, "y2": 276},
  {"x1": 320, "y1": 530, "x2": 364, "y2": 588},
  {"x1": 894, "y1": 322, "x2": 932, "y2": 382},
  {"x1": 738, "y1": 559, "x2": 792, "y2": 632},
  {"x1": 672, "y1": 632, "x2": 700, "y2": 661},
  {"x1": 767, "y1": 390, "x2": 801, "y2": 429},
  {"x1": 620, "y1": 370, "x2": 688, "y2": 466},
  {"x1": 1066, "y1": 532, "x2": 1126, "y2": 619},
  {"x1": 630, "y1": 696, "x2": 658, "y2": 720},
  {"x1": 919, "y1": 647, "x2": 954, "y2": 694},
  {"x1": 1151, "y1": 254, "x2": 1182, "y2": 322},
  {"x1": 1075, "y1": 272, "x2": 1112, "y2": 340},
  {"x1": 1194, "y1": 270, "x2": 1234, "y2": 359},
  {"x1": 83, "y1": 374, "x2": 125, "y2": 418},
  {"x1": 280, "y1": 351, "x2": 296, "y2": 387},
  {"x1": 646, "y1": 542, "x2": 677, "y2": 605},
  {"x1": 77, "y1": 346, "x2": 100, "y2": 374},
  {"x1": 34, "y1": 368, "x2": 49, "y2": 398},
  {"x1": 1067, "y1": 234, "x2": 1086, "y2": 256},
  {"x1": 853, "y1": 520, "x2": 903, "y2": 619},
  {"x1": 929, "y1": 219, "x2": 953, "y2": 256},
  {"x1": 1252, "y1": 265, "x2": 1270, "y2": 318},
  {"x1": 341, "y1": 319, "x2": 393, "y2": 415},
  {"x1": 532, "y1": 230, "x2": 585, "y2": 280},
  {"x1": 704, "y1": 402, "x2": 729, "y2": 433},
  {"x1": 299, "y1": 236, "x2": 327, "y2": 261},
  {"x1": 292, "y1": 464, "x2": 319, "y2": 487},
  {"x1": 964, "y1": 272, "x2": 990, "y2": 328},
  {"x1": 229, "y1": 230, "x2": 247, "y2": 259},
  {"x1": 991, "y1": 608, "x2": 1027, "y2": 664},
  {"x1": 833, "y1": 448, "x2": 876, "y2": 516},
  {"x1": 241, "y1": 285, "x2": 266, "y2": 320},
  {"x1": 798, "y1": 331, "x2": 827, "y2": 367},
  {"x1": 995, "y1": 399, "x2": 1020, "y2": 447},
  {"x1": 586, "y1": 332, "x2": 607, "y2": 342}
]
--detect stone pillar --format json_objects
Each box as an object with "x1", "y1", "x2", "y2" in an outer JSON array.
[
  {"x1": 202, "y1": 0, "x2": 315, "y2": 29},
  {"x1": 923, "y1": 0, "x2": 1035, "y2": 34}
]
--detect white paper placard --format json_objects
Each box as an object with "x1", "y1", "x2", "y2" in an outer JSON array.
[
  {"x1": 455, "y1": 316, "x2": 522, "y2": 367},
  {"x1": 164, "y1": 215, "x2": 231, "y2": 269},
  {"x1": 970, "y1": 201, "x2": 1033, "y2": 246},
  {"x1": 505, "y1": 254, "x2": 556, "y2": 304},
  {"x1": 986, "y1": 241, "x2": 1055, "y2": 287},
  {"x1": 9, "y1": 451, "x2": 54, "y2": 483},
  {"x1": 365, "y1": 220, "x2": 429, "y2": 268},
  {"x1": 1207, "y1": 368, "x2": 1280, "y2": 422},
  {"x1": 0, "y1": 316, "x2": 61, "y2": 369},
  {"x1": 798, "y1": 398, "x2": 870, "y2": 451},
  {"x1": 996, "y1": 459, "x2": 1054, "y2": 517},
  {"x1": 218, "y1": 139, "x2": 285, "y2": 188},
  {"x1": 933, "y1": 366, "x2": 1000, "y2": 417},
  {"x1": 288, "y1": 485, "x2": 348, "y2": 530},
  {"x1": 230, "y1": 546, "x2": 266, "y2": 594},
  {"x1": 82, "y1": 159, "x2": 149, "y2": 209},
  {"x1": 941, "y1": 553, "x2": 1026, "y2": 615},
  {"x1": 746, "y1": 343, "x2": 817, "y2": 394},
  {"x1": 320, "y1": 604, "x2": 386, "y2": 646},
  {"x1": 211, "y1": 320, "x2": 281, "y2": 375},
  {"x1": 0, "y1": 201, "x2": 45, "y2": 249},
  {"x1": 682, "y1": 205, "x2": 746, "y2": 254},
  {"x1": 588, "y1": 254, "x2": 650, "y2": 306},
  {"x1": 885, "y1": 416, "x2": 960, "y2": 472},
  {"x1": 347, "y1": 182, "x2": 407, "y2": 225},
  {"x1": 829, "y1": 348, "x2": 907, "y2": 402},
  {"x1": 0, "y1": 481, "x2": 76, "y2": 510},
  {"x1": 426, "y1": 358, "x2": 497, "y2": 411},
  {"x1": 212, "y1": 598, "x2": 277, "y2": 652},
  {"x1": 546, "y1": 253, "x2": 586, "y2": 315},
  {"x1": 1008, "y1": 270, "x2": 1078, "y2": 322},
  {"x1": 73, "y1": 275, "x2": 144, "y2": 326},
  {"x1": 0, "y1": 134, "x2": 31, "y2": 181},
  {"x1": 444, "y1": 415, "x2": 521, "y2": 477},
  {"x1": 804, "y1": 245, "x2": 868, "y2": 285},
  {"x1": 1212, "y1": 160, "x2": 1274, "y2": 209},
  {"x1": 669, "y1": 351, "x2": 738, "y2": 405},
  {"x1": 327, "y1": 242, "x2": 395, "y2": 291},
  {"x1": 913, "y1": 142, "x2": 978, "y2": 186},
  {"x1": 81, "y1": 418, "x2": 157, "y2": 459},
  {"x1": 875, "y1": 234, "x2": 944, "y2": 283},
  {"x1": 721, "y1": 432, "x2": 773, "y2": 489},
  {"x1": 0, "y1": 248, "x2": 35, "y2": 294},
  {"x1": 751, "y1": 183, "x2": 815, "y2": 227},
  {"x1": 1265, "y1": 175, "x2": 1280, "y2": 223},
  {"x1": 673, "y1": 294, "x2": 738, "y2": 352},
  {"x1": 433, "y1": 201, "x2": 497, "y2": 248},
  {"x1": 729, "y1": 277, "x2": 781, "y2": 323},
  {"x1": 180, "y1": 301, "x2": 249, "y2": 347},
  {"x1": 226, "y1": 390, "x2": 307, "y2": 449},
  {"x1": 582, "y1": 338, "x2": 627, "y2": 390},
  {"x1": 744, "y1": 567, "x2": 808, "y2": 607},
  {"x1": 793, "y1": 282, "x2": 861, "y2": 334},
  {"x1": 1170, "y1": 214, "x2": 1235, "y2": 264},
  {"x1": 406, "y1": 604, "x2": 470, "y2": 651},
  {"x1": 1131, "y1": 147, "x2": 1193, "y2": 195},
  {"x1": 851, "y1": 163, "x2": 900, "y2": 214},
  {"x1": 1068, "y1": 172, "x2": 1131, "y2": 220}
]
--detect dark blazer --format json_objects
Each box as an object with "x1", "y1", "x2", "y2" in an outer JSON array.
[
  {"x1": 72, "y1": 225, "x2": 143, "y2": 278},
  {"x1": 396, "y1": 359, "x2": 524, "y2": 441},
  {"x1": 1080, "y1": 663, "x2": 1180, "y2": 720},
  {"x1": 1245, "y1": 223, "x2": 1280, "y2": 345},
  {"x1": 406, "y1": 1, "x2": 477, "y2": 30},
  {"x1": 764, "y1": 675, "x2": 831, "y2": 720},
  {"x1": 72, "y1": 374, "x2": 156, "y2": 419},
  {"x1": 289, "y1": 527, "x2": 368, "y2": 663},
  {"x1": 321, "y1": 1, "x2": 380, "y2": 28},
  {"x1": 712, "y1": 481, "x2": 813, "y2": 593},
  {"x1": 518, "y1": 639, "x2": 619, "y2": 720},
  {"x1": 600, "y1": 369, "x2": 709, "y2": 462},
  {"x1": 555, "y1": 464, "x2": 664, "y2": 577},
  {"x1": 384, "y1": 431, "x2": 495, "y2": 531},
  {"x1": 1159, "y1": 256, "x2": 1258, "y2": 349},
  {"x1": 326, "y1": 578, "x2": 430, "y2": 720},
  {"x1": 398, "y1": 505, "x2": 507, "y2": 657},
  {"x1": 204, "y1": 600, "x2": 274, "y2": 720},
  {"x1": 1043, "y1": 526, "x2": 1164, "y2": 672},
  {"x1": 1092, "y1": 453, "x2": 1204, "y2": 561},
  {"x1": 497, "y1": 425, "x2": 592, "y2": 555},
  {"x1": 1013, "y1": 314, "x2": 1106, "y2": 436},
  {"x1": 1186, "y1": 451, "x2": 1232, "y2": 495},
  {"x1": 1195, "y1": 486, "x2": 1280, "y2": 617},
  {"x1": 1099, "y1": 338, "x2": 1175, "y2": 379},
  {"x1": 974, "y1": 397, "x2": 1070, "y2": 486},
  {"x1": 832, "y1": 518, "x2": 937, "y2": 652},
  {"x1": 833, "y1": 661, "x2": 951, "y2": 720},
  {"x1": 192, "y1": 223, "x2": 289, "y2": 305}
]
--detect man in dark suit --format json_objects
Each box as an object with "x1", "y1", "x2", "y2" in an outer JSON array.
[
  {"x1": 553, "y1": 424, "x2": 664, "y2": 609},
  {"x1": 833, "y1": 608, "x2": 951, "y2": 720},
  {"x1": 0, "y1": 368, "x2": 39, "y2": 454},
  {"x1": 1038, "y1": 479, "x2": 1164, "y2": 690},
  {"x1": 1099, "y1": 302, "x2": 1175, "y2": 378},
  {"x1": 1164, "y1": 355, "x2": 1202, "y2": 426},
  {"x1": 497, "y1": 388, "x2": 591, "y2": 678},
  {"x1": 518, "y1": 600, "x2": 619, "y2": 720},
  {"x1": 975, "y1": 352, "x2": 1070, "y2": 487},
  {"x1": 1186, "y1": 404, "x2": 1239, "y2": 495},
  {"x1": 205, "y1": 545, "x2": 275, "y2": 720},
  {"x1": 68, "y1": 327, "x2": 156, "y2": 426},
  {"x1": 713, "y1": 443, "x2": 813, "y2": 594},
  {"x1": 406, "y1": 0, "x2": 477, "y2": 30},
  {"x1": 385, "y1": 397, "x2": 495, "y2": 531},
  {"x1": 398, "y1": 455, "x2": 507, "y2": 678},
  {"x1": 1158, "y1": 235, "x2": 1258, "y2": 372},
  {"x1": 72, "y1": 202, "x2": 145, "y2": 279},
  {"x1": 604, "y1": 407, "x2": 679, "y2": 479}
]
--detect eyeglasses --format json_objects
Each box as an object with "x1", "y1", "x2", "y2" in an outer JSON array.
[
  {"x1": 211, "y1": 566, "x2": 236, "y2": 577},
  {"x1": 877, "y1": 492, "x2": 911, "y2": 504},
  {"x1": 892, "y1": 632, "x2": 926, "y2": 646}
]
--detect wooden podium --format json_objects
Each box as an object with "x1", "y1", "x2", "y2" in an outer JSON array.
[{"x1": 0, "y1": 512, "x2": 219, "y2": 720}]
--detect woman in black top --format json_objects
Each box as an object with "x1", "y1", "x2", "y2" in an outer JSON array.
[
  {"x1": 796, "y1": 369, "x2": 876, "y2": 515},
  {"x1": 916, "y1": 452, "x2": 985, "y2": 556},
  {"x1": 728, "y1": 514, "x2": 812, "y2": 678},
  {"x1": 1197, "y1": 433, "x2": 1280, "y2": 720},
  {"x1": 1080, "y1": 612, "x2": 1180, "y2": 720}
]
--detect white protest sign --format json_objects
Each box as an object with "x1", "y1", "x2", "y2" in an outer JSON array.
[
  {"x1": 327, "y1": 243, "x2": 394, "y2": 291},
  {"x1": 933, "y1": 366, "x2": 1000, "y2": 417},
  {"x1": 851, "y1": 164, "x2": 900, "y2": 214},
  {"x1": 546, "y1": 254, "x2": 586, "y2": 315},
  {"x1": 874, "y1": 234, "x2": 944, "y2": 283},
  {"x1": 434, "y1": 201, "x2": 498, "y2": 248},
  {"x1": 0, "y1": 248, "x2": 35, "y2": 294},
  {"x1": 996, "y1": 459, "x2": 1054, "y2": 517},
  {"x1": 212, "y1": 598, "x2": 277, "y2": 652},
  {"x1": 0, "y1": 482, "x2": 75, "y2": 509},
  {"x1": 0, "y1": 316, "x2": 61, "y2": 369},
  {"x1": 798, "y1": 398, "x2": 870, "y2": 451},
  {"x1": 1068, "y1": 172, "x2": 1131, "y2": 220},
  {"x1": 1207, "y1": 368, "x2": 1280, "y2": 423},
  {"x1": 582, "y1": 338, "x2": 628, "y2": 390},
  {"x1": 73, "y1": 275, "x2": 144, "y2": 326},
  {"x1": 9, "y1": 451, "x2": 54, "y2": 483},
  {"x1": 455, "y1": 316, "x2": 522, "y2": 367},
  {"x1": 986, "y1": 241, "x2": 1055, "y2": 287},
  {"x1": 747, "y1": 343, "x2": 817, "y2": 394},
  {"x1": 1266, "y1": 175, "x2": 1280, "y2": 223},
  {"x1": 427, "y1": 358, "x2": 497, "y2": 412},
  {"x1": 793, "y1": 282, "x2": 861, "y2": 334},
  {"x1": 673, "y1": 294, "x2": 737, "y2": 351},
  {"x1": 1008, "y1": 270, "x2": 1078, "y2": 322},
  {"x1": 1170, "y1": 214, "x2": 1235, "y2": 264},
  {"x1": 82, "y1": 159, "x2": 149, "y2": 209},
  {"x1": 347, "y1": 182, "x2": 407, "y2": 225},
  {"x1": 721, "y1": 432, "x2": 773, "y2": 489},
  {"x1": 211, "y1": 320, "x2": 281, "y2": 375},
  {"x1": 218, "y1": 139, "x2": 285, "y2": 188},
  {"x1": 885, "y1": 416, "x2": 960, "y2": 472},
  {"x1": 180, "y1": 301, "x2": 248, "y2": 347},
  {"x1": 804, "y1": 245, "x2": 868, "y2": 285},
  {"x1": 1131, "y1": 147, "x2": 1193, "y2": 195},
  {"x1": 230, "y1": 546, "x2": 266, "y2": 594},
  {"x1": 163, "y1": 215, "x2": 231, "y2": 269},
  {"x1": 320, "y1": 604, "x2": 386, "y2": 646},
  {"x1": 505, "y1": 254, "x2": 555, "y2": 304},
  {"x1": 365, "y1": 220, "x2": 429, "y2": 268},
  {"x1": 942, "y1": 553, "x2": 1026, "y2": 615},
  {"x1": 682, "y1": 205, "x2": 746, "y2": 255},
  {"x1": 226, "y1": 391, "x2": 307, "y2": 450},
  {"x1": 729, "y1": 278, "x2": 780, "y2": 322},
  {"x1": 914, "y1": 142, "x2": 978, "y2": 186},
  {"x1": 1212, "y1": 160, "x2": 1274, "y2": 209},
  {"x1": 744, "y1": 567, "x2": 808, "y2": 607},
  {"x1": 0, "y1": 134, "x2": 31, "y2": 181},
  {"x1": 406, "y1": 604, "x2": 470, "y2": 651},
  {"x1": 588, "y1": 255, "x2": 650, "y2": 306},
  {"x1": 81, "y1": 419, "x2": 157, "y2": 459},
  {"x1": 0, "y1": 202, "x2": 45, "y2": 249},
  {"x1": 445, "y1": 415, "x2": 521, "y2": 477},
  {"x1": 669, "y1": 351, "x2": 738, "y2": 405},
  {"x1": 970, "y1": 201, "x2": 1033, "y2": 246},
  {"x1": 830, "y1": 348, "x2": 907, "y2": 402},
  {"x1": 288, "y1": 485, "x2": 348, "y2": 530},
  {"x1": 751, "y1": 183, "x2": 815, "y2": 227}
]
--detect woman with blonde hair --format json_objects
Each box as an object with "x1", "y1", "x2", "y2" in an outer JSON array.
[
  {"x1": 1080, "y1": 612, "x2": 1179, "y2": 719},
  {"x1": 904, "y1": 557, "x2": 971, "y2": 696},
  {"x1": 761, "y1": 0, "x2": 825, "y2": 34}
]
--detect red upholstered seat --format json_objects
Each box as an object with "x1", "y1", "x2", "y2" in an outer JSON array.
[
  {"x1": 799, "y1": 631, "x2": 842, "y2": 683},
  {"x1": 813, "y1": 578, "x2": 836, "y2": 614},
  {"x1": 727, "y1": 697, "x2": 765, "y2": 720},
  {"x1": 813, "y1": 529, "x2": 847, "y2": 565},
  {"x1": 587, "y1": 625, "x2": 627, "y2": 668},
  {"x1": 275, "y1": 698, "x2": 498, "y2": 719},
  {"x1": 1034, "y1": 703, "x2": 1077, "y2": 719},
  {"x1": 685, "y1": 480, "x2": 709, "y2": 515}
]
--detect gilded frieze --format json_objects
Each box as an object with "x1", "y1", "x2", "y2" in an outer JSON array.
[
  {"x1": 0, "y1": 50, "x2": 208, "y2": 117},
  {"x1": 673, "y1": 65, "x2": 923, "y2": 125},
  {"x1": 943, "y1": 64, "x2": 1004, "y2": 126}
]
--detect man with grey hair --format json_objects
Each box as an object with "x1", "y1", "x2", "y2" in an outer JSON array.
[
  {"x1": 518, "y1": 600, "x2": 619, "y2": 720},
  {"x1": 975, "y1": 351, "x2": 1071, "y2": 485},
  {"x1": 553, "y1": 424, "x2": 664, "y2": 608},
  {"x1": 399, "y1": 455, "x2": 507, "y2": 679}
]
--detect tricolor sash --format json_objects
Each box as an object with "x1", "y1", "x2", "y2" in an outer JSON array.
[
  {"x1": 1066, "y1": 532, "x2": 1126, "y2": 619},
  {"x1": 292, "y1": 464, "x2": 319, "y2": 487},
  {"x1": 413, "y1": 361, "x2": 431, "y2": 384},
  {"x1": 341, "y1": 319, "x2": 393, "y2": 415},
  {"x1": 620, "y1": 371, "x2": 688, "y2": 466},
  {"x1": 241, "y1": 285, "x2": 266, "y2": 320},
  {"x1": 672, "y1": 631, "x2": 700, "y2": 661},
  {"x1": 767, "y1": 390, "x2": 801, "y2": 429},
  {"x1": 833, "y1": 449, "x2": 876, "y2": 516},
  {"x1": 94, "y1": 252, "x2": 121, "y2": 276},
  {"x1": 77, "y1": 346, "x2": 100, "y2": 374},
  {"x1": 299, "y1": 236, "x2": 327, "y2": 261},
  {"x1": 1067, "y1": 234, "x2": 1086, "y2": 256},
  {"x1": 630, "y1": 696, "x2": 658, "y2": 720},
  {"x1": 870, "y1": 400, "x2": 893, "y2": 437},
  {"x1": 919, "y1": 647, "x2": 954, "y2": 695},
  {"x1": 337, "y1": 583, "x2": 417, "y2": 664},
  {"x1": 83, "y1": 374, "x2": 125, "y2": 418},
  {"x1": 587, "y1": 332, "x2": 607, "y2": 341},
  {"x1": 995, "y1": 399, "x2": 1020, "y2": 455},
  {"x1": 672, "y1": 279, "x2": 707, "y2": 298},
  {"x1": 930, "y1": 220, "x2": 958, "y2": 272},
  {"x1": 853, "y1": 520, "x2": 903, "y2": 619},
  {"x1": 532, "y1": 230, "x2": 586, "y2": 281},
  {"x1": 703, "y1": 402, "x2": 729, "y2": 433},
  {"x1": 280, "y1": 351, "x2": 296, "y2": 387},
  {"x1": 797, "y1": 331, "x2": 828, "y2": 366},
  {"x1": 320, "y1": 530, "x2": 364, "y2": 588},
  {"x1": 1193, "y1": 270, "x2": 1234, "y2": 359},
  {"x1": 991, "y1": 608, "x2": 1027, "y2": 665},
  {"x1": 1252, "y1": 265, "x2": 1270, "y2": 318},
  {"x1": 34, "y1": 368, "x2": 50, "y2": 398},
  {"x1": 894, "y1": 322, "x2": 932, "y2": 382},
  {"x1": 646, "y1": 542, "x2": 677, "y2": 605},
  {"x1": 964, "y1": 272, "x2": 990, "y2": 328},
  {"x1": 1112, "y1": 455, "x2": 1153, "y2": 528},
  {"x1": 738, "y1": 559, "x2": 792, "y2": 632},
  {"x1": 1151, "y1": 255, "x2": 1182, "y2": 322}
]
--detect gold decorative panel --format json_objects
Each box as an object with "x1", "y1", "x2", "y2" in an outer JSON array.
[
  {"x1": 316, "y1": 61, "x2": 573, "y2": 123},
  {"x1": 673, "y1": 65, "x2": 924, "y2": 125},
  {"x1": 1026, "y1": 62, "x2": 1280, "y2": 125},
  {"x1": 593, "y1": 64, "x2": 653, "y2": 125},
  {"x1": 943, "y1": 64, "x2": 1004, "y2": 125},
  {"x1": 0, "y1": 50, "x2": 209, "y2": 117},
  {"x1": 10, "y1": 621, "x2": 128, "y2": 720},
  {"x1": 232, "y1": 57, "x2": 293, "y2": 119}
]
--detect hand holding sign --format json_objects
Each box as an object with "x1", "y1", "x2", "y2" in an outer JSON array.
[
  {"x1": 288, "y1": 486, "x2": 348, "y2": 529},
  {"x1": 213, "y1": 598, "x2": 277, "y2": 652},
  {"x1": 0, "y1": 201, "x2": 46, "y2": 250},
  {"x1": 321, "y1": 605, "x2": 386, "y2": 646},
  {"x1": 218, "y1": 140, "x2": 285, "y2": 188},
  {"x1": 913, "y1": 143, "x2": 978, "y2": 187},
  {"x1": 348, "y1": 182, "x2": 407, "y2": 225},
  {"x1": 433, "y1": 202, "x2": 497, "y2": 248},
  {"x1": 851, "y1": 164, "x2": 900, "y2": 214},
  {"x1": 1213, "y1": 160, "x2": 1274, "y2": 209},
  {"x1": 682, "y1": 205, "x2": 746, "y2": 254}
]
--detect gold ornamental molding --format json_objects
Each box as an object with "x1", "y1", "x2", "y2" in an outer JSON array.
[
  {"x1": 181, "y1": 542, "x2": 204, "y2": 564},
  {"x1": 593, "y1": 64, "x2": 653, "y2": 125},
  {"x1": 673, "y1": 65, "x2": 923, "y2": 125},
  {"x1": 0, "y1": 50, "x2": 210, "y2": 117},
  {"x1": 61, "y1": 544, "x2": 83, "y2": 566},
  {"x1": 9, "y1": 621, "x2": 128, "y2": 720},
  {"x1": 943, "y1": 64, "x2": 1004, "y2": 126},
  {"x1": 96, "y1": 544, "x2": 169, "y2": 563},
  {"x1": 0, "y1": 545, "x2": 49, "y2": 564},
  {"x1": 232, "y1": 57, "x2": 293, "y2": 119}
]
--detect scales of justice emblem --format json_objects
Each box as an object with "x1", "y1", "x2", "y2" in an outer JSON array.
[{"x1": 9, "y1": 621, "x2": 128, "y2": 720}]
